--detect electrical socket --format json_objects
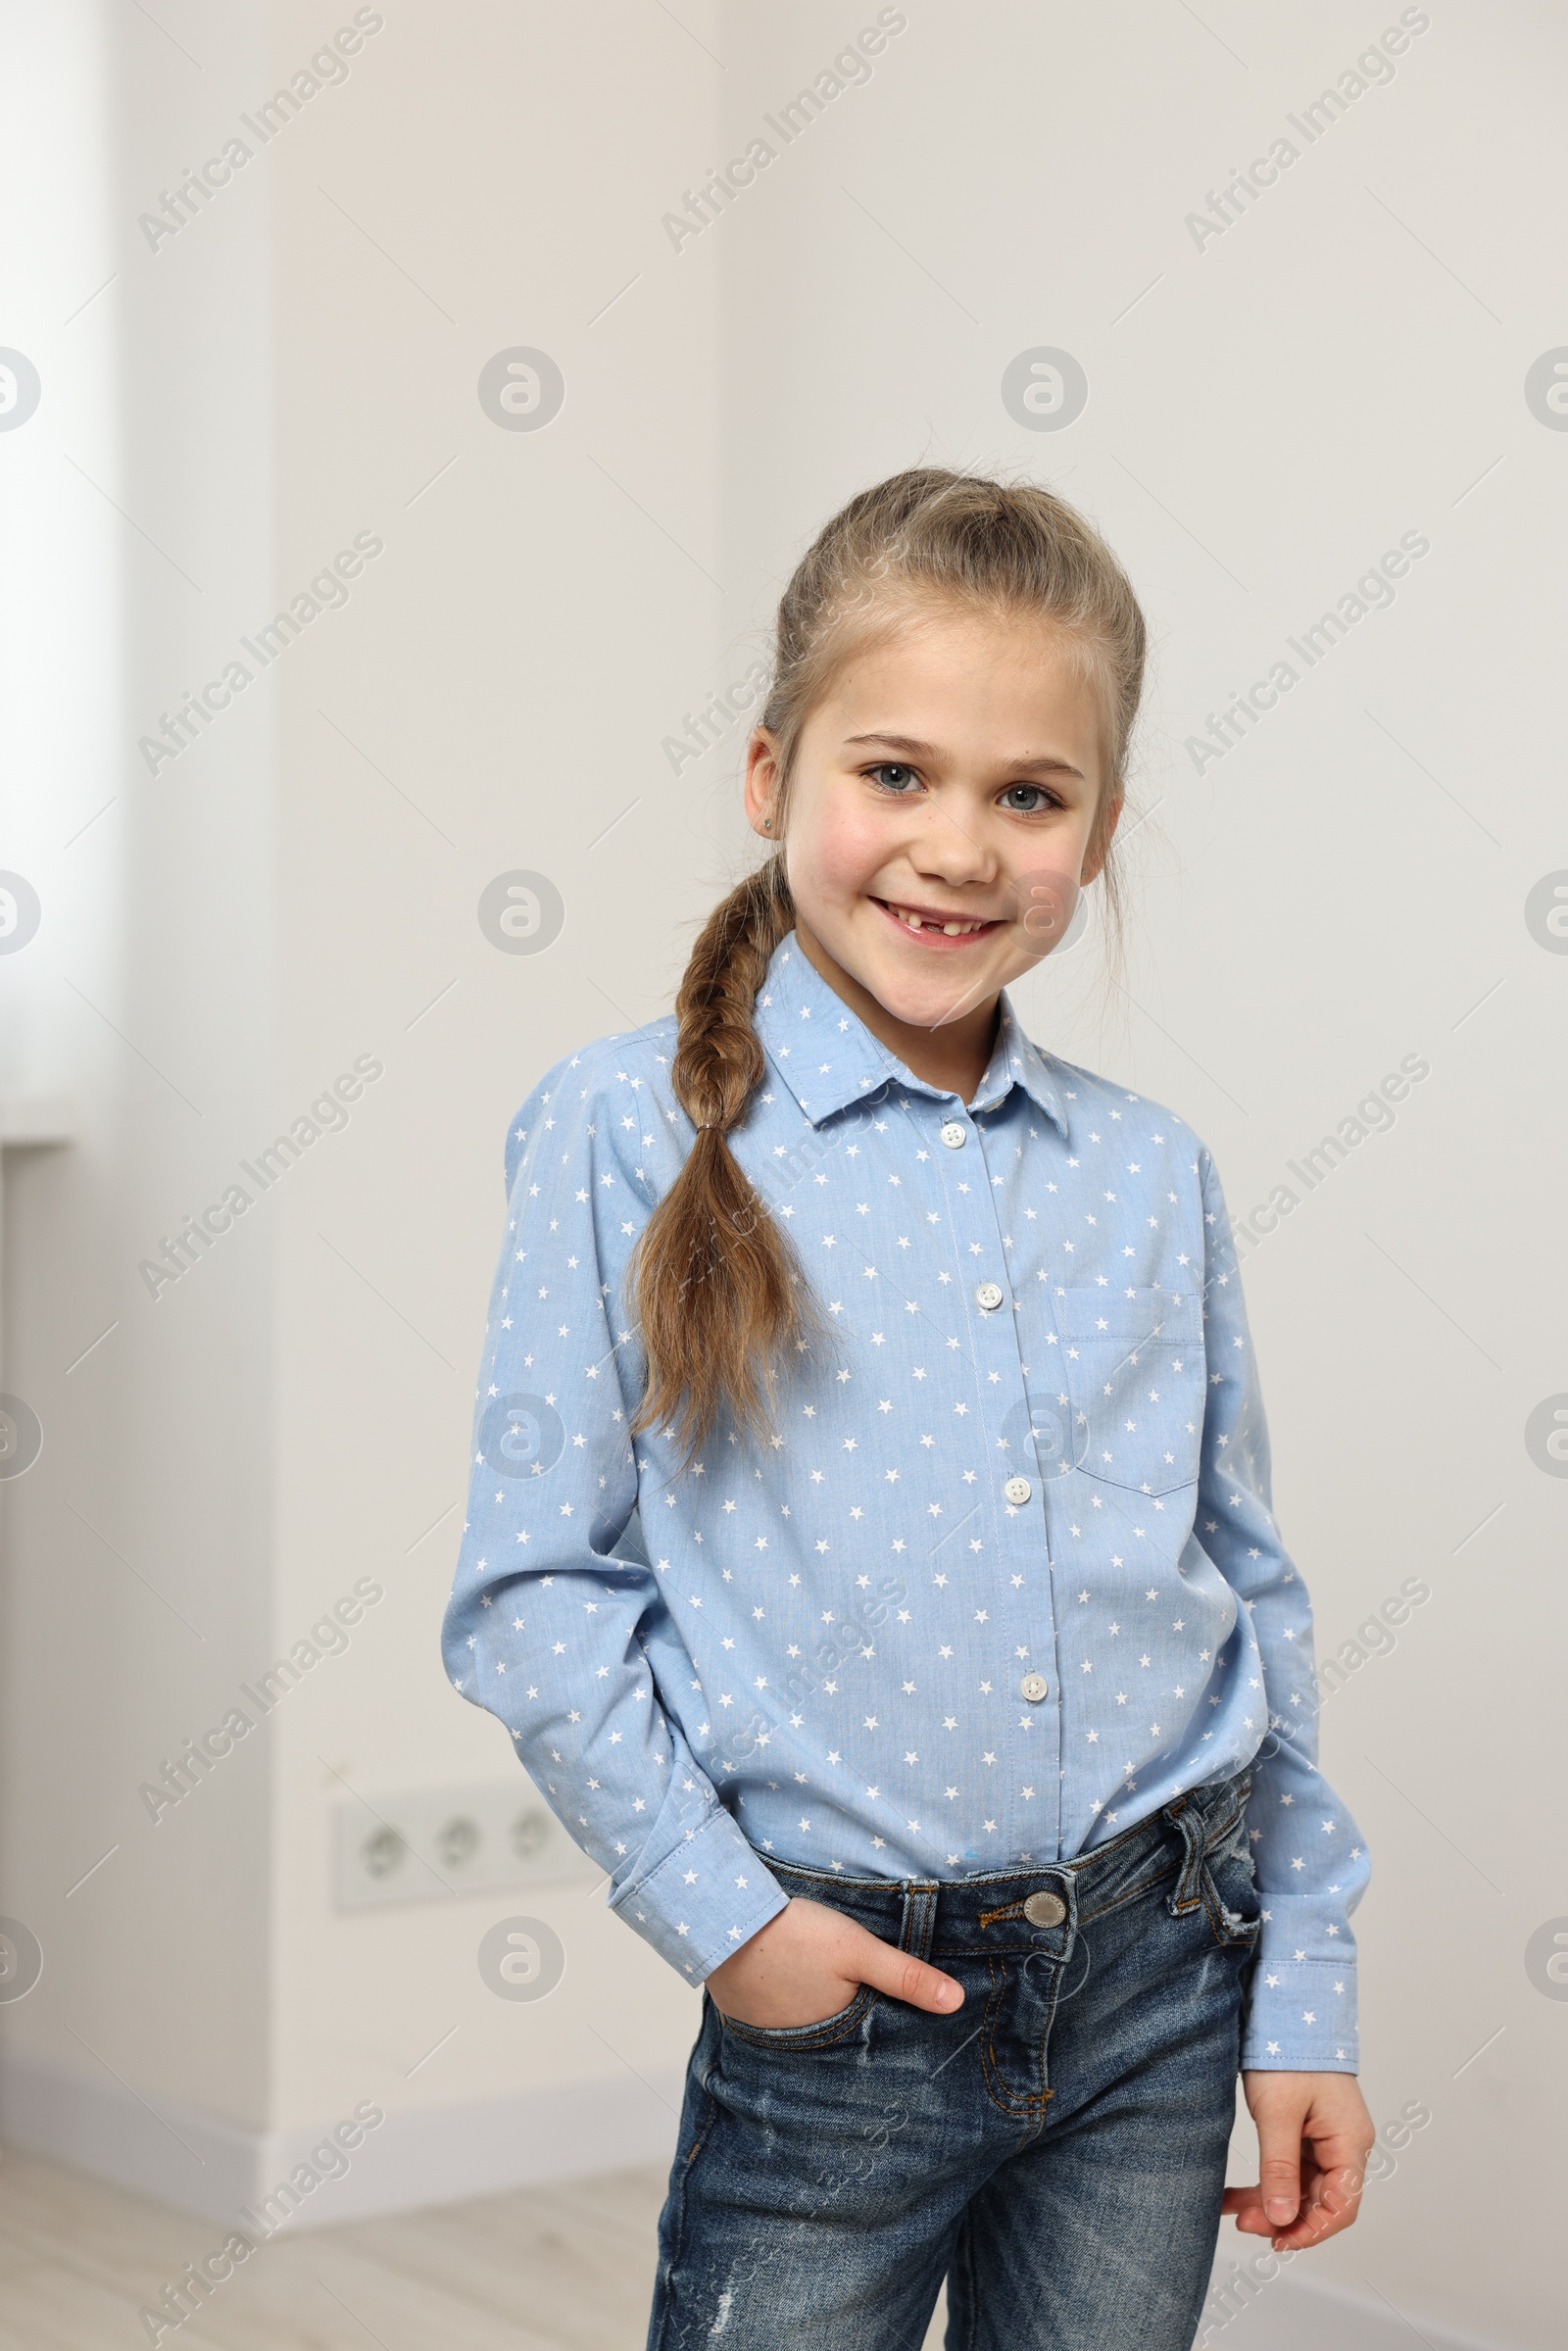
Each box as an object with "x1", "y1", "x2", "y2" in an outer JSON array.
[{"x1": 331, "y1": 1778, "x2": 600, "y2": 1911}]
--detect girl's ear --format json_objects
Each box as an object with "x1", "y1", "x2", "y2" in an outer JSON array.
[{"x1": 743, "y1": 728, "x2": 782, "y2": 838}]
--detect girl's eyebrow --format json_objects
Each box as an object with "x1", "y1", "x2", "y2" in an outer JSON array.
[{"x1": 844, "y1": 730, "x2": 1086, "y2": 781}]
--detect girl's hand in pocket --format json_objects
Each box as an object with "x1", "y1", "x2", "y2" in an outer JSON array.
[{"x1": 706, "y1": 1895, "x2": 964, "y2": 2030}]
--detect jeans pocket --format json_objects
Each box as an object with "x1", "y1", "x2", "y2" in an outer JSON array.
[
  {"x1": 715, "y1": 1984, "x2": 875, "y2": 2051},
  {"x1": 1200, "y1": 1824, "x2": 1262, "y2": 1950}
]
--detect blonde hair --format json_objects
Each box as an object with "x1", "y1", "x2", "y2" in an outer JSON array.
[{"x1": 633, "y1": 466, "x2": 1148, "y2": 1456}]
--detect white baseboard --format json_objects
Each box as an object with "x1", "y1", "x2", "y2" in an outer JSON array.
[
  {"x1": 0, "y1": 2049, "x2": 685, "y2": 2231},
  {"x1": 0, "y1": 2049, "x2": 260, "y2": 2224}
]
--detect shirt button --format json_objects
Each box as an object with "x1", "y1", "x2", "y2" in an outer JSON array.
[
  {"x1": 1004, "y1": 1475, "x2": 1032, "y2": 1506},
  {"x1": 939, "y1": 1121, "x2": 966, "y2": 1149},
  {"x1": 975, "y1": 1281, "x2": 1004, "y2": 1311},
  {"x1": 1023, "y1": 1889, "x2": 1066, "y2": 1927},
  {"x1": 1020, "y1": 1672, "x2": 1049, "y2": 1702}
]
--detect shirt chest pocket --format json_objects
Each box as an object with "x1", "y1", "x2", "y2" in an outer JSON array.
[{"x1": 1054, "y1": 1286, "x2": 1206, "y2": 1496}]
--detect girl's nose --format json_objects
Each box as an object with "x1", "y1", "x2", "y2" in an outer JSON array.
[{"x1": 908, "y1": 801, "x2": 993, "y2": 885}]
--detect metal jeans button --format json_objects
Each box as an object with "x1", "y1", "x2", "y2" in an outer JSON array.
[{"x1": 1023, "y1": 1890, "x2": 1066, "y2": 1927}]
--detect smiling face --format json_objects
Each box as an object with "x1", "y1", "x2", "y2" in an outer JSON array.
[{"x1": 745, "y1": 602, "x2": 1119, "y2": 1096}]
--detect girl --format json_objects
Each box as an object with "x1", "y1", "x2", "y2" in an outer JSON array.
[{"x1": 444, "y1": 469, "x2": 1375, "y2": 2349}]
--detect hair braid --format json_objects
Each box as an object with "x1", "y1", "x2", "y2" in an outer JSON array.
[{"x1": 631, "y1": 857, "x2": 816, "y2": 1455}]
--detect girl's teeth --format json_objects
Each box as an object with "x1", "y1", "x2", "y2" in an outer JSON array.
[
  {"x1": 888, "y1": 903, "x2": 987, "y2": 931},
  {"x1": 891, "y1": 905, "x2": 984, "y2": 935}
]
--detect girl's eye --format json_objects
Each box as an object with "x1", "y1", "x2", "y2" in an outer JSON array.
[
  {"x1": 865, "y1": 762, "x2": 921, "y2": 793},
  {"x1": 1000, "y1": 783, "x2": 1056, "y2": 813}
]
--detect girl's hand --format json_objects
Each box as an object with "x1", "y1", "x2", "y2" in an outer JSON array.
[
  {"x1": 1226, "y1": 2071, "x2": 1377, "y2": 2249},
  {"x1": 706, "y1": 1895, "x2": 965, "y2": 2030}
]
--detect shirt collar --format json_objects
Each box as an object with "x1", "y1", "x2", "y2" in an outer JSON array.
[{"x1": 753, "y1": 932, "x2": 1072, "y2": 1141}]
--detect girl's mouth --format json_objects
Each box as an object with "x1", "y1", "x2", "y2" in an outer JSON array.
[{"x1": 872, "y1": 897, "x2": 1003, "y2": 947}]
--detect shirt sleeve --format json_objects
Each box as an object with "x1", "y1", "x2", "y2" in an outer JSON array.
[
  {"x1": 441, "y1": 1047, "x2": 789, "y2": 1983},
  {"x1": 1196, "y1": 1147, "x2": 1370, "y2": 2072}
]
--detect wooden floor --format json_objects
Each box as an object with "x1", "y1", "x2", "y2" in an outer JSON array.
[{"x1": 0, "y1": 2146, "x2": 948, "y2": 2349}]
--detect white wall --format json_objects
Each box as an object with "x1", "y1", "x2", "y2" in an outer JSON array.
[
  {"x1": 1, "y1": 4, "x2": 1564, "y2": 2348},
  {"x1": 264, "y1": 0, "x2": 727, "y2": 2137},
  {"x1": 0, "y1": 0, "x2": 278, "y2": 2153}
]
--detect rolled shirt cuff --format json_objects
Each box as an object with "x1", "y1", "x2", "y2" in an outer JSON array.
[
  {"x1": 611, "y1": 1805, "x2": 790, "y2": 1984},
  {"x1": 1243, "y1": 1944, "x2": 1359, "y2": 2071}
]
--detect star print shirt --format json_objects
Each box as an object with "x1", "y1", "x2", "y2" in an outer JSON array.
[{"x1": 443, "y1": 935, "x2": 1368, "y2": 2071}]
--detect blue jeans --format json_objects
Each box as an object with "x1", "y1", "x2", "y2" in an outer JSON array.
[{"x1": 648, "y1": 1771, "x2": 1261, "y2": 2351}]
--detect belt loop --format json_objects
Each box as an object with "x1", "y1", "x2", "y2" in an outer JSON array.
[
  {"x1": 1164, "y1": 1796, "x2": 1207, "y2": 1915},
  {"x1": 900, "y1": 1883, "x2": 938, "y2": 1963}
]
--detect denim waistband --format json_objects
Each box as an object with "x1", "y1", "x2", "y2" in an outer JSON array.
[{"x1": 763, "y1": 1770, "x2": 1253, "y2": 1963}]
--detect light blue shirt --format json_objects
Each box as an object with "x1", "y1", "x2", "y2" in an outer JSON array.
[{"x1": 443, "y1": 936, "x2": 1367, "y2": 2070}]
